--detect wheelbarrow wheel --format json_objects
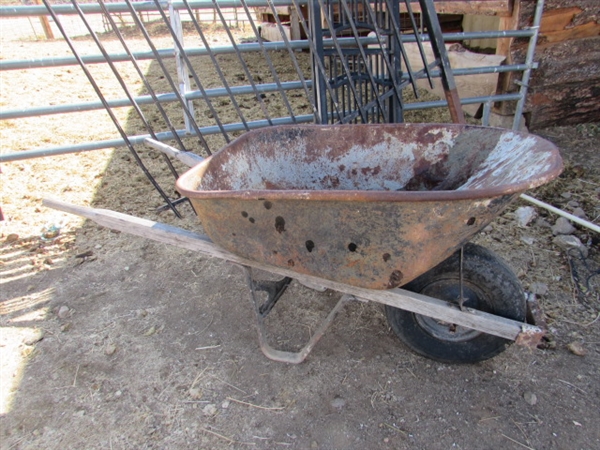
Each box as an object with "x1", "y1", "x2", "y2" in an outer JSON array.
[{"x1": 385, "y1": 243, "x2": 525, "y2": 364}]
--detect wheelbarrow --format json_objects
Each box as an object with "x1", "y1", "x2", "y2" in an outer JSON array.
[{"x1": 45, "y1": 123, "x2": 563, "y2": 364}]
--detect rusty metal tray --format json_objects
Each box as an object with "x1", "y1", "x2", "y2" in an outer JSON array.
[{"x1": 176, "y1": 124, "x2": 562, "y2": 290}]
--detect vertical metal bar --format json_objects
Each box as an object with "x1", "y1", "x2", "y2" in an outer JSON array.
[
  {"x1": 362, "y1": 0, "x2": 407, "y2": 121},
  {"x1": 169, "y1": 1, "x2": 195, "y2": 134},
  {"x1": 482, "y1": 100, "x2": 492, "y2": 126},
  {"x1": 315, "y1": 0, "x2": 368, "y2": 123},
  {"x1": 404, "y1": 0, "x2": 434, "y2": 89},
  {"x1": 513, "y1": 0, "x2": 545, "y2": 130},
  {"x1": 263, "y1": 0, "x2": 316, "y2": 118},
  {"x1": 124, "y1": 0, "x2": 212, "y2": 155},
  {"x1": 308, "y1": 0, "x2": 328, "y2": 124},
  {"x1": 337, "y1": 0, "x2": 387, "y2": 120},
  {"x1": 382, "y1": 0, "x2": 420, "y2": 96},
  {"x1": 292, "y1": 0, "x2": 342, "y2": 123},
  {"x1": 153, "y1": 0, "x2": 231, "y2": 144}
]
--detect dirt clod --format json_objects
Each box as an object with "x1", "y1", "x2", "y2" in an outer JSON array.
[
  {"x1": 5, "y1": 233, "x2": 19, "y2": 243},
  {"x1": 104, "y1": 343, "x2": 117, "y2": 356},
  {"x1": 523, "y1": 391, "x2": 538, "y2": 406},
  {"x1": 57, "y1": 305, "x2": 70, "y2": 319},
  {"x1": 567, "y1": 341, "x2": 587, "y2": 357}
]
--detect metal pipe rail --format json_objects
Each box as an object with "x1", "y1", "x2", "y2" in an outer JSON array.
[
  {"x1": 0, "y1": 30, "x2": 537, "y2": 71},
  {"x1": 0, "y1": 92, "x2": 525, "y2": 163},
  {"x1": 1, "y1": 64, "x2": 536, "y2": 120},
  {"x1": 0, "y1": 0, "x2": 543, "y2": 164},
  {"x1": 0, "y1": 0, "x2": 304, "y2": 17}
]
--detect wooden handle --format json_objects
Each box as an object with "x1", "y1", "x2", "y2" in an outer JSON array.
[{"x1": 42, "y1": 198, "x2": 543, "y2": 345}]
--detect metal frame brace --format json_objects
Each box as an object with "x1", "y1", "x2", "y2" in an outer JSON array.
[{"x1": 242, "y1": 266, "x2": 353, "y2": 364}]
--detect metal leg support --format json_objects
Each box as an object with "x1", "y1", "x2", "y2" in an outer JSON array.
[{"x1": 242, "y1": 266, "x2": 353, "y2": 364}]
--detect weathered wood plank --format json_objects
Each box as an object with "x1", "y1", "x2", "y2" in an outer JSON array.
[
  {"x1": 527, "y1": 82, "x2": 600, "y2": 128},
  {"x1": 403, "y1": 1, "x2": 512, "y2": 16},
  {"x1": 541, "y1": 21, "x2": 600, "y2": 44},
  {"x1": 496, "y1": 1, "x2": 600, "y2": 127},
  {"x1": 540, "y1": 7, "x2": 583, "y2": 33},
  {"x1": 514, "y1": 37, "x2": 600, "y2": 88},
  {"x1": 42, "y1": 198, "x2": 542, "y2": 344}
]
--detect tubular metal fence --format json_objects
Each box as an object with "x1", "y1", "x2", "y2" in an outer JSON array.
[{"x1": 0, "y1": 0, "x2": 545, "y2": 215}]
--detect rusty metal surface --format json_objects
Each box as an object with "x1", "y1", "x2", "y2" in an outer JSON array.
[
  {"x1": 177, "y1": 124, "x2": 562, "y2": 290},
  {"x1": 515, "y1": 324, "x2": 546, "y2": 349}
]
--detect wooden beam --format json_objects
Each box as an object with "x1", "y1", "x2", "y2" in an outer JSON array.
[
  {"x1": 540, "y1": 7, "x2": 583, "y2": 33},
  {"x1": 34, "y1": 0, "x2": 54, "y2": 40},
  {"x1": 541, "y1": 21, "x2": 600, "y2": 44},
  {"x1": 496, "y1": 0, "x2": 521, "y2": 60},
  {"x1": 402, "y1": 1, "x2": 513, "y2": 17}
]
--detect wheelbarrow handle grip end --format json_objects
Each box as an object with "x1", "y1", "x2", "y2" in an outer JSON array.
[{"x1": 143, "y1": 138, "x2": 204, "y2": 167}]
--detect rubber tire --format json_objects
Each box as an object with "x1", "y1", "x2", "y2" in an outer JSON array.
[{"x1": 385, "y1": 243, "x2": 526, "y2": 364}]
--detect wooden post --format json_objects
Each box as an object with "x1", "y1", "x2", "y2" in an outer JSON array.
[
  {"x1": 496, "y1": 0, "x2": 520, "y2": 61},
  {"x1": 34, "y1": 0, "x2": 54, "y2": 40}
]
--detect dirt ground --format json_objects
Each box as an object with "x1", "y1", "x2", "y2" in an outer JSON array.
[{"x1": 1, "y1": 16, "x2": 600, "y2": 450}]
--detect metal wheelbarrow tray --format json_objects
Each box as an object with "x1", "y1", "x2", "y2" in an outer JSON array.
[
  {"x1": 176, "y1": 124, "x2": 563, "y2": 290},
  {"x1": 45, "y1": 123, "x2": 562, "y2": 364}
]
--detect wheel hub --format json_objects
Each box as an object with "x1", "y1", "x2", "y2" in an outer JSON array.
[{"x1": 415, "y1": 279, "x2": 487, "y2": 342}]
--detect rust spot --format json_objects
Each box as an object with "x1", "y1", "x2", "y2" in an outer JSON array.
[
  {"x1": 275, "y1": 216, "x2": 285, "y2": 233},
  {"x1": 263, "y1": 201, "x2": 273, "y2": 210},
  {"x1": 382, "y1": 253, "x2": 391, "y2": 262},
  {"x1": 339, "y1": 164, "x2": 346, "y2": 171},
  {"x1": 287, "y1": 259, "x2": 295, "y2": 267},
  {"x1": 387, "y1": 270, "x2": 404, "y2": 289},
  {"x1": 360, "y1": 166, "x2": 382, "y2": 176},
  {"x1": 322, "y1": 175, "x2": 340, "y2": 188}
]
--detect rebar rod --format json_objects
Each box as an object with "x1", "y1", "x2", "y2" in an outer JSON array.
[
  {"x1": 152, "y1": 0, "x2": 230, "y2": 143},
  {"x1": 123, "y1": 0, "x2": 211, "y2": 154},
  {"x1": 39, "y1": 0, "x2": 182, "y2": 217},
  {"x1": 76, "y1": 0, "x2": 180, "y2": 180},
  {"x1": 210, "y1": 0, "x2": 274, "y2": 127},
  {"x1": 97, "y1": 0, "x2": 187, "y2": 152},
  {"x1": 182, "y1": 0, "x2": 250, "y2": 132},
  {"x1": 240, "y1": 0, "x2": 297, "y2": 123}
]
